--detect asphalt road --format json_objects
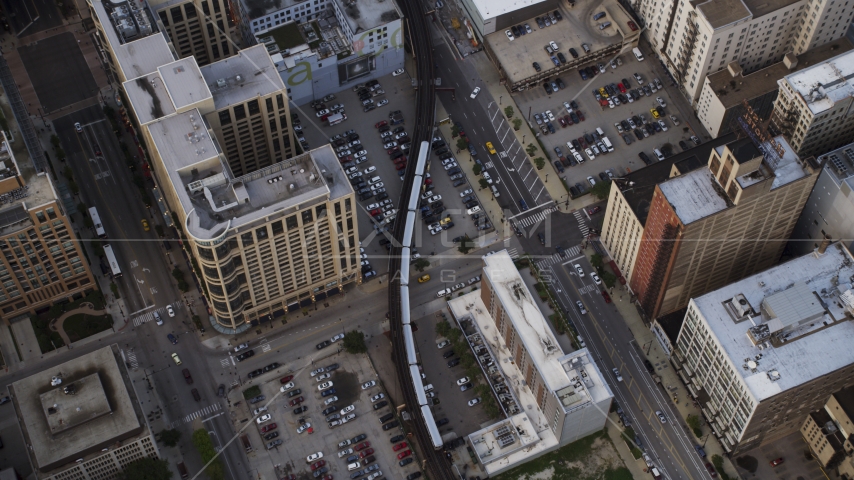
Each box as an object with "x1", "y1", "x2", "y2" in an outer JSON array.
[{"x1": 547, "y1": 256, "x2": 713, "y2": 480}]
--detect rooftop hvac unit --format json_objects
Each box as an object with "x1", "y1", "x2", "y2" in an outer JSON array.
[
  {"x1": 216, "y1": 78, "x2": 227, "y2": 88},
  {"x1": 498, "y1": 434, "x2": 516, "y2": 448},
  {"x1": 289, "y1": 183, "x2": 295, "y2": 190}
]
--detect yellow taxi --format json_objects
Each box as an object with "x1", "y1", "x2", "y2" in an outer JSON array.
[
  {"x1": 440, "y1": 216, "x2": 452, "y2": 225},
  {"x1": 485, "y1": 142, "x2": 497, "y2": 155},
  {"x1": 599, "y1": 87, "x2": 609, "y2": 98},
  {"x1": 418, "y1": 274, "x2": 431, "y2": 283},
  {"x1": 141, "y1": 219, "x2": 150, "y2": 231},
  {"x1": 649, "y1": 108, "x2": 661, "y2": 119}
]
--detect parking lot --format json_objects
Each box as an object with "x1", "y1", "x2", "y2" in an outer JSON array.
[
  {"x1": 296, "y1": 72, "x2": 493, "y2": 278},
  {"x1": 237, "y1": 351, "x2": 422, "y2": 480},
  {"x1": 509, "y1": 46, "x2": 702, "y2": 196}
]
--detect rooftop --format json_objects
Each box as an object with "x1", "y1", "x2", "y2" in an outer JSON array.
[
  {"x1": 655, "y1": 307, "x2": 688, "y2": 345},
  {"x1": 470, "y1": 0, "x2": 547, "y2": 20},
  {"x1": 834, "y1": 385, "x2": 854, "y2": 417},
  {"x1": 242, "y1": 0, "x2": 315, "y2": 19},
  {"x1": 336, "y1": 0, "x2": 400, "y2": 34},
  {"x1": 695, "y1": 0, "x2": 750, "y2": 29},
  {"x1": 659, "y1": 168, "x2": 729, "y2": 224},
  {"x1": 742, "y1": 0, "x2": 799, "y2": 19},
  {"x1": 689, "y1": 242, "x2": 854, "y2": 401},
  {"x1": 818, "y1": 141, "x2": 854, "y2": 186},
  {"x1": 729, "y1": 137, "x2": 762, "y2": 163},
  {"x1": 706, "y1": 39, "x2": 854, "y2": 108},
  {"x1": 123, "y1": 72, "x2": 178, "y2": 125},
  {"x1": 159, "y1": 57, "x2": 211, "y2": 111},
  {"x1": 148, "y1": 110, "x2": 351, "y2": 240},
  {"x1": 467, "y1": 413, "x2": 557, "y2": 475},
  {"x1": 9, "y1": 345, "x2": 145, "y2": 472},
  {"x1": 200, "y1": 44, "x2": 286, "y2": 111},
  {"x1": 89, "y1": 0, "x2": 172, "y2": 80},
  {"x1": 784, "y1": 49, "x2": 854, "y2": 115},
  {"x1": 0, "y1": 133, "x2": 60, "y2": 237},
  {"x1": 617, "y1": 133, "x2": 736, "y2": 226}
]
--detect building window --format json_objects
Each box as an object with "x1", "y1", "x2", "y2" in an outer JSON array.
[
  {"x1": 170, "y1": 6, "x2": 183, "y2": 21},
  {"x1": 219, "y1": 109, "x2": 231, "y2": 125},
  {"x1": 248, "y1": 99, "x2": 260, "y2": 116},
  {"x1": 233, "y1": 104, "x2": 246, "y2": 121}
]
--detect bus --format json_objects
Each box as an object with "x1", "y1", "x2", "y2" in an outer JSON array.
[
  {"x1": 103, "y1": 244, "x2": 122, "y2": 278},
  {"x1": 89, "y1": 207, "x2": 106, "y2": 238}
]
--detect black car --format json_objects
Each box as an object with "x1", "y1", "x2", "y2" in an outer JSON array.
[
  {"x1": 236, "y1": 350, "x2": 255, "y2": 361},
  {"x1": 375, "y1": 192, "x2": 388, "y2": 201},
  {"x1": 447, "y1": 167, "x2": 461, "y2": 175},
  {"x1": 400, "y1": 458, "x2": 414, "y2": 466},
  {"x1": 316, "y1": 340, "x2": 332, "y2": 349},
  {"x1": 313, "y1": 467, "x2": 328, "y2": 478},
  {"x1": 568, "y1": 48, "x2": 579, "y2": 58},
  {"x1": 634, "y1": 128, "x2": 644, "y2": 140},
  {"x1": 407, "y1": 472, "x2": 423, "y2": 480},
  {"x1": 556, "y1": 78, "x2": 565, "y2": 89},
  {"x1": 599, "y1": 172, "x2": 609, "y2": 182},
  {"x1": 373, "y1": 400, "x2": 389, "y2": 410},
  {"x1": 554, "y1": 9, "x2": 562, "y2": 20},
  {"x1": 570, "y1": 112, "x2": 579, "y2": 123},
  {"x1": 544, "y1": 82, "x2": 553, "y2": 95},
  {"x1": 557, "y1": 52, "x2": 567, "y2": 64},
  {"x1": 510, "y1": 25, "x2": 520, "y2": 36},
  {"x1": 554, "y1": 161, "x2": 565, "y2": 173},
  {"x1": 644, "y1": 360, "x2": 655, "y2": 374},
  {"x1": 249, "y1": 395, "x2": 266, "y2": 404},
  {"x1": 622, "y1": 77, "x2": 632, "y2": 87},
  {"x1": 447, "y1": 358, "x2": 461, "y2": 367},
  {"x1": 442, "y1": 349, "x2": 455, "y2": 358},
  {"x1": 352, "y1": 433, "x2": 368, "y2": 443},
  {"x1": 263, "y1": 362, "x2": 280, "y2": 372},
  {"x1": 264, "y1": 431, "x2": 280, "y2": 440},
  {"x1": 535, "y1": 16, "x2": 545, "y2": 28},
  {"x1": 546, "y1": 122, "x2": 555, "y2": 133},
  {"x1": 217, "y1": 384, "x2": 226, "y2": 397},
  {"x1": 322, "y1": 406, "x2": 338, "y2": 415},
  {"x1": 382, "y1": 420, "x2": 400, "y2": 430},
  {"x1": 639, "y1": 152, "x2": 652, "y2": 165},
  {"x1": 247, "y1": 369, "x2": 264, "y2": 379},
  {"x1": 436, "y1": 418, "x2": 450, "y2": 426},
  {"x1": 679, "y1": 140, "x2": 690, "y2": 151},
  {"x1": 288, "y1": 389, "x2": 302, "y2": 397},
  {"x1": 533, "y1": 62, "x2": 541, "y2": 72},
  {"x1": 390, "y1": 434, "x2": 405, "y2": 443}
]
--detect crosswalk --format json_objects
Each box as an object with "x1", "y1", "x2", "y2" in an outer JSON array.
[
  {"x1": 506, "y1": 248, "x2": 519, "y2": 259},
  {"x1": 132, "y1": 301, "x2": 184, "y2": 327},
  {"x1": 171, "y1": 403, "x2": 221, "y2": 427},
  {"x1": 574, "y1": 210, "x2": 590, "y2": 238},
  {"x1": 220, "y1": 358, "x2": 233, "y2": 368},
  {"x1": 125, "y1": 348, "x2": 139, "y2": 370},
  {"x1": 515, "y1": 206, "x2": 558, "y2": 228},
  {"x1": 536, "y1": 246, "x2": 582, "y2": 269}
]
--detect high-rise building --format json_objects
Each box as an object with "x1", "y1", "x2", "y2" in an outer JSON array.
[
  {"x1": 770, "y1": 49, "x2": 854, "y2": 158},
  {"x1": 8, "y1": 344, "x2": 159, "y2": 479},
  {"x1": 632, "y1": 135, "x2": 816, "y2": 318},
  {"x1": 671, "y1": 242, "x2": 854, "y2": 455},
  {"x1": 199, "y1": 45, "x2": 296, "y2": 176},
  {"x1": 148, "y1": 0, "x2": 241, "y2": 66},
  {"x1": 801, "y1": 386, "x2": 854, "y2": 475},
  {"x1": 447, "y1": 250, "x2": 612, "y2": 476},
  {"x1": 0, "y1": 133, "x2": 97, "y2": 320},
  {"x1": 789, "y1": 141, "x2": 854, "y2": 257},
  {"x1": 635, "y1": 0, "x2": 854, "y2": 105},
  {"x1": 696, "y1": 39, "x2": 852, "y2": 138}
]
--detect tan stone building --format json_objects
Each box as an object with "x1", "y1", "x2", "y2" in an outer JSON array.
[
  {"x1": 802, "y1": 387, "x2": 854, "y2": 477},
  {"x1": 148, "y1": 0, "x2": 241, "y2": 66},
  {"x1": 0, "y1": 134, "x2": 96, "y2": 320}
]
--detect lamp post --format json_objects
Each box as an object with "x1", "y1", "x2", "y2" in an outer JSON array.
[{"x1": 499, "y1": 95, "x2": 503, "y2": 105}]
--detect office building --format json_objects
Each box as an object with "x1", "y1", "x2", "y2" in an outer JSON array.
[
  {"x1": 600, "y1": 134, "x2": 733, "y2": 289},
  {"x1": 790, "y1": 142, "x2": 854, "y2": 257},
  {"x1": 148, "y1": 0, "x2": 241, "y2": 66},
  {"x1": 0, "y1": 133, "x2": 97, "y2": 320},
  {"x1": 630, "y1": 135, "x2": 817, "y2": 319},
  {"x1": 770, "y1": 49, "x2": 854, "y2": 158},
  {"x1": 256, "y1": 0, "x2": 405, "y2": 104},
  {"x1": 636, "y1": 0, "x2": 854, "y2": 105},
  {"x1": 801, "y1": 386, "x2": 854, "y2": 476},
  {"x1": 671, "y1": 242, "x2": 854, "y2": 455},
  {"x1": 696, "y1": 39, "x2": 852, "y2": 138},
  {"x1": 447, "y1": 250, "x2": 612, "y2": 476},
  {"x1": 238, "y1": 0, "x2": 330, "y2": 38},
  {"x1": 8, "y1": 344, "x2": 159, "y2": 479}
]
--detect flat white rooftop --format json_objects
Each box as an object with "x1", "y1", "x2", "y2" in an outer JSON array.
[
  {"x1": 659, "y1": 169, "x2": 728, "y2": 224},
  {"x1": 690, "y1": 242, "x2": 854, "y2": 401},
  {"x1": 470, "y1": 0, "x2": 547, "y2": 20},
  {"x1": 784, "y1": 49, "x2": 854, "y2": 116},
  {"x1": 199, "y1": 44, "x2": 286, "y2": 110},
  {"x1": 159, "y1": 57, "x2": 212, "y2": 111},
  {"x1": 336, "y1": 0, "x2": 400, "y2": 33}
]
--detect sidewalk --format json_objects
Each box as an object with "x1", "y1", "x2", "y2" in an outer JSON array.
[{"x1": 580, "y1": 245, "x2": 741, "y2": 479}]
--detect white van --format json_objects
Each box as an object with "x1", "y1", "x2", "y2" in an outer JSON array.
[
  {"x1": 466, "y1": 206, "x2": 482, "y2": 215},
  {"x1": 595, "y1": 127, "x2": 605, "y2": 137},
  {"x1": 654, "y1": 148, "x2": 665, "y2": 161},
  {"x1": 491, "y1": 185, "x2": 500, "y2": 197},
  {"x1": 632, "y1": 47, "x2": 645, "y2": 61},
  {"x1": 348, "y1": 462, "x2": 362, "y2": 471},
  {"x1": 368, "y1": 176, "x2": 382, "y2": 185},
  {"x1": 602, "y1": 137, "x2": 614, "y2": 152}
]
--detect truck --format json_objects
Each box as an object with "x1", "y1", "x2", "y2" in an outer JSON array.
[
  {"x1": 326, "y1": 112, "x2": 347, "y2": 126},
  {"x1": 177, "y1": 462, "x2": 189, "y2": 479},
  {"x1": 240, "y1": 433, "x2": 252, "y2": 453}
]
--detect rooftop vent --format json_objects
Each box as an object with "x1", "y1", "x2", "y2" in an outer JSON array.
[
  {"x1": 289, "y1": 183, "x2": 296, "y2": 190},
  {"x1": 236, "y1": 74, "x2": 243, "y2": 82},
  {"x1": 216, "y1": 78, "x2": 227, "y2": 88},
  {"x1": 767, "y1": 370, "x2": 781, "y2": 381},
  {"x1": 732, "y1": 294, "x2": 753, "y2": 316}
]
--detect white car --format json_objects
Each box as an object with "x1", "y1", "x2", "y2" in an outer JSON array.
[
  {"x1": 421, "y1": 190, "x2": 435, "y2": 200},
  {"x1": 306, "y1": 452, "x2": 323, "y2": 462},
  {"x1": 443, "y1": 162, "x2": 458, "y2": 170},
  {"x1": 74, "y1": 122, "x2": 83, "y2": 133},
  {"x1": 459, "y1": 188, "x2": 473, "y2": 197},
  {"x1": 591, "y1": 273, "x2": 601, "y2": 285},
  {"x1": 340, "y1": 405, "x2": 355, "y2": 415},
  {"x1": 311, "y1": 367, "x2": 325, "y2": 377},
  {"x1": 338, "y1": 448, "x2": 354, "y2": 458},
  {"x1": 297, "y1": 422, "x2": 312, "y2": 434},
  {"x1": 338, "y1": 439, "x2": 352, "y2": 448},
  {"x1": 563, "y1": 101, "x2": 573, "y2": 112},
  {"x1": 376, "y1": 99, "x2": 389, "y2": 107},
  {"x1": 331, "y1": 333, "x2": 345, "y2": 342},
  {"x1": 316, "y1": 372, "x2": 331, "y2": 382},
  {"x1": 656, "y1": 97, "x2": 667, "y2": 107},
  {"x1": 633, "y1": 72, "x2": 644, "y2": 84},
  {"x1": 280, "y1": 382, "x2": 295, "y2": 392},
  {"x1": 361, "y1": 380, "x2": 377, "y2": 389},
  {"x1": 456, "y1": 377, "x2": 470, "y2": 386},
  {"x1": 366, "y1": 202, "x2": 380, "y2": 210},
  {"x1": 670, "y1": 114, "x2": 680, "y2": 126},
  {"x1": 574, "y1": 264, "x2": 585, "y2": 277},
  {"x1": 356, "y1": 149, "x2": 368, "y2": 157},
  {"x1": 316, "y1": 109, "x2": 330, "y2": 117},
  {"x1": 345, "y1": 166, "x2": 358, "y2": 174},
  {"x1": 324, "y1": 396, "x2": 338, "y2": 405},
  {"x1": 427, "y1": 195, "x2": 442, "y2": 203},
  {"x1": 584, "y1": 148, "x2": 596, "y2": 161},
  {"x1": 370, "y1": 182, "x2": 385, "y2": 191},
  {"x1": 482, "y1": 171, "x2": 492, "y2": 183},
  {"x1": 656, "y1": 411, "x2": 667, "y2": 423},
  {"x1": 470, "y1": 87, "x2": 481, "y2": 99},
  {"x1": 437, "y1": 339, "x2": 451, "y2": 348},
  {"x1": 430, "y1": 226, "x2": 443, "y2": 235},
  {"x1": 234, "y1": 343, "x2": 249, "y2": 352},
  {"x1": 658, "y1": 119, "x2": 668, "y2": 131},
  {"x1": 451, "y1": 282, "x2": 465, "y2": 291},
  {"x1": 395, "y1": 131, "x2": 408, "y2": 140},
  {"x1": 437, "y1": 288, "x2": 452, "y2": 297},
  {"x1": 383, "y1": 141, "x2": 398, "y2": 149},
  {"x1": 441, "y1": 158, "x2": 455, "y2": 166},
  {"x1": 371, "y1": 393, "x2": 385, "y2": 402},
  {"x1": 381, "y1": 131, "x2": 393, "y2": 138},
  {"x1": 363, "y1": 166, "x2": 377, "y2": 175},
  {"x1": 367, "y1": 472, "x2": 382, "y2": 480},
  {"x1": 253, "y1": 406, "x2": 268, "y2": 415},
  {"x1": 318, "y1": 381, "x2": 334, "y2": 390},
  {"x1": 612, "y1": 367, "x2": 623, "y2": 382},
  {"x1": 505, "y1": 30, "x2": 515, "y2": 41},
  {"x1": 256, "y1": 414, "x2": 272, "y2": 424},
  {"x1": 549, "y1": 41, "x2": 559, "y2": 51},
  {"x1": 392, "y1": 68, "x2": 405, "y2": 76},
  {"x1": 341, "y1": 413, "x2": 356, "y2": 423},
  {"x1": 468, "y1": 398, "x2": 481, "y2": 407},
  {"x1": 166, "y1": 305, "x2": 175, "y2": 317},
  {"x1": 545, "y1": 110, "x2": 555, "y2": 121}
]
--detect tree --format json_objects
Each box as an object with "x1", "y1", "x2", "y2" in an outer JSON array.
[
  {"x1": 504, "y1": 106, "x2": 514, "y2": 118},
  {"x1": 458, "y1": 235, "x2": 475, "y2": 254},
  {"x1": 590, "y1": 254, "x2": 604, "y2": 270},
  {"x1": 343, "y1": 330, "x2": 368, "y2": 354},
  {"x1": 159, "y1": 428, "x2": 182, "y2": 447},
  {"x1": 590, "y1": 179, "x2": 612, "y2": 200},
  {"x1": 413, "y1": 258, "x2": 430, "y2": 272},
  {"x1": 601, "y1": 270, "x2": 617, "y2": 289},
  {"x1": 478, "y1": 179, "x2": 489, "y2": 190},
  {"x1": 472, "y1": 164, "x2": 482, "y2": 176},
  {"x1": 456, "y1": 138, "x2": 468, "y2": 151},
  {"x1": 451, "y1": 125, "x2": 460, "y2": 137},
  {"x1": 686, "y1": 414, "x2": 703, "y2": 438},
  {"x1": 512, "y1": 118, "x2": 522, "y2": 131},
  {"x1": 534, "y1": 157, "x2": 545, "y2": 170},
  {"x1": 435, "y1": 320, "x2": 452, "y2": 338},
  {"x1": 110, "y1": 282, "x2": 121, "y2": 299},
  {"x1": 661, "y1": 142, "x2": 674, "y2": 156},
  {"x1": 525, "y1": 143, "x2": 538, "y2": 157},
  {"x1": 119, "y1": 457, "x2": 173, "y2": 480},
  {"x1": 191, "y1": 429, "x2": 225, "y2": 480}
]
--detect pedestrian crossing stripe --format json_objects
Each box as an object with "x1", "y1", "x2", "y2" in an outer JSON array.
[
  {"x1": 183, "y1": 403, "x2": 221, "y2": 423},
  {"x1": 261, "y1": 343, "x2": 271, "y2": 352},
  {"x1": 220, "y1": 358, "x2": 232, "y2": 368},
  {"x1": 535, "y1": 246, "x2": 582, "y2": 270},
  {"x1": 506, "y1": 248, "x2": 519, "y2": 259},
  {"x1": 515, "y1": 206, "x2": 558, "y2": 228},
  {"x1": 124, "y1": 348, "x2": 139, "y2": 370},
  {"x1": 132, "y1": 301, "x2": 184, "y2": 327}
]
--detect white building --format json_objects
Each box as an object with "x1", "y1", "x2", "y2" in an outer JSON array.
[
  {"x1": 635, "y1": 0, "x2": 854, "y2": 106},
  {"x1": 447, "y1": 250, "x2": 612, "y2": 476},
  {"x1": 672, "y1": 242, "x2": 854, "y2": 455},
  {"x1": 770, "y1": 48, "x2": 854, "y2": 158}
]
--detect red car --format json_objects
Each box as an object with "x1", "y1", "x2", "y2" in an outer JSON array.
[
  {"x1": 311, "y1": 460, "x2": 326, "y2": 471},
  {"x1": 354, "y1": 441, "x2": 371, "y2": 451},
  {"x1": 599, "y1": 98, "x2": 609, "y2": 107},
  {"x1": 280, "y1": 375, "x2": 294, "y2": 384},
  {"x1": 770, "y1": 458, "x2": 784, "y2": 467},
  {"x1": 395, "y1": 163, "x2": 407, "y2": 170},
  {"x1": 375, "y1": 120, "x2": 387, "y2": 128},
  {"x1": 627, "y1": 20, "x2": 638, "y2": 31},
  {"x1": 704, "y1": 463, "x2": 717, "y2": 477},
  {"x1": 393, "y1": 442, "x2": 408, "y2": 451},
  {"x1": 288, "y1": 396, "x2": 304, "y2": 406},
  {"x1": 393, "y1": 157, "x2": 406, "y2": 165},
  {"x1": 360, "y1": 448, "x2": 374, "y2": 458},
  {"x1": 370, "y1": 208, "x2": 382, "y2": 216},
  {"x1": 602, "y1": 291, "x2": 612, "y2": 303},
  {"x1": 587, "y1": 206, "x2": 601, "y2": 215},
  {"x1": 577, "y1": 110, "x2": 585, "y2": 121},
  {"x1": 339, "y1": 155, "x2": 353, "y2": 163},
  {"x1": 618, "y1": 83, "x2": 626, "y2": 93},
  {"x1": 578, "y1": 137, "x2": 588, "y2": 149},
  {"x1": 425, "y1": 177, "x2": 433, "y2": 185},
  {"x1": 558, "y1": 117, "x2": 567, "y2": 127},
  {"x1": 397, "y1": 450, "x2": 412, "y2": 460},
  {"x1": 564, "y1": 115, "x2": 573, "y2": 126},
  {"x1": 387, "y1": 146, "x2": 400, "y2": 155},
  {"x1": 261, "y1": 423, "x2": 277, "y2": 433}
]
